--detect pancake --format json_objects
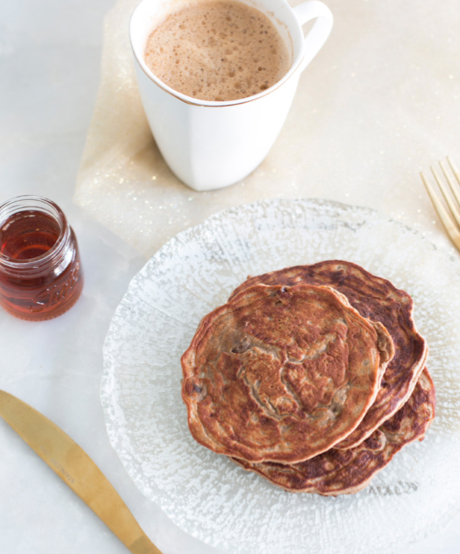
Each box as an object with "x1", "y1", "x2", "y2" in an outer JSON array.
[
  {"x1": 181, "y1": 283, "x2": 394, "y2": 464},
  {"x1": 232, "y1": 368, "x2": 435, "y2": 495},
  {"x1": 229, "y1": 261, "x2": 428, "y2": 449}
]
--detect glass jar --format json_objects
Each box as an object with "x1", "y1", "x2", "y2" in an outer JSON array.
[{"x1": 0, "y1": 195, "x2": 84, "y2": 321}]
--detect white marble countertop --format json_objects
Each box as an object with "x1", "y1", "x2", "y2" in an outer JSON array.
[{"x1": 1, "y1": 0, "x2": 460, "y2": 552}]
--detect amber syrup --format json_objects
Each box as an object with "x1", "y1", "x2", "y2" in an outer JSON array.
[
  {"x1": 0, "y1": 208, "x2": 83, "y2": 321},
  {"x1": 0, "y1": 210, "x2": 60, "y2": 260}
]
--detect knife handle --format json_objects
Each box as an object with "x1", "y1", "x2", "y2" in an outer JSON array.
[{"x1": 0, "y1": 390, "x2": 162, "y2": 554}]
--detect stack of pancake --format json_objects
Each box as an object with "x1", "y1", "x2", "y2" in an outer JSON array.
[{"x1": 181, "y1": 261, "x2": 435, "y2": 495}]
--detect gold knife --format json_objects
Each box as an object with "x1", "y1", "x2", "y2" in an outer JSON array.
[{"x1": 0, "y1": 390, "x2": 162, "y2": 554}]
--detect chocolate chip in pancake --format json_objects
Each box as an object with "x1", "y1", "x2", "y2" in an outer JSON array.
[
  {"x1": 232, "y1": 367, "x2": 435, "y2": 495},
  {"x1": 181, "y1": 283, "x2": 394, "y2": 464},
  {"x1": 229, "y1": 261, "x2": 428, "y2": 449}
]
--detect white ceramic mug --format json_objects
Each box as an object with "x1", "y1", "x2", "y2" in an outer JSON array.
[{"x1": 130, "y1": 0, "x2": 333, "y2": 191}]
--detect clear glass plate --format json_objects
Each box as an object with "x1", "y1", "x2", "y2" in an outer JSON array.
[{"x1": 101, "y1": 198, "x2": 460, "y2": 554}]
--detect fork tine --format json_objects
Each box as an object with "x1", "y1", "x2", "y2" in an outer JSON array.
[
  {"x1": 431, "y1": 165, "x2": 460, "y2": 228},
  {"x1": 421, "y1": 170, "x2": 460, "y2": 251},
  {"x1": 447, "y1": 156, "x2": 460, "y2": 186},
  {"x1": 440, "y1": 160, "x2": 460, "y2": 210}
]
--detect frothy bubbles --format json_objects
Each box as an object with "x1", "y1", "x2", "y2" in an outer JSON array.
[{"x1": 144, "y1": 0, "x2": 290, "y2": 101}]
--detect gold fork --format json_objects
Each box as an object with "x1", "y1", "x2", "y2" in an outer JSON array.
[{"x1": 421, "y1": 156, "x2": 460, "y2": 252}]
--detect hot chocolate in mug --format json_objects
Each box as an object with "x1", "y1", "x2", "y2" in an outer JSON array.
[{"x1": 130, "y1": 0, "x2": 333, "y2": 191}]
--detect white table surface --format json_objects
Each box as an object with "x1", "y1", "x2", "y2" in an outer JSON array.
[{"x1": 1, "y1": 0, "x2": 460, "y2": 552}]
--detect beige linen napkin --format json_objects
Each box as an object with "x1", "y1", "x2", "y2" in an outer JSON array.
[{"x1": 75, "y1": 0, "x2": 459, "y2": 257}]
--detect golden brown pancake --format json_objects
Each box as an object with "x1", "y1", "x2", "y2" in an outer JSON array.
[
  {"x1": 232, "y1": 368, "x2": 435, "y2": 495},
  {"x1": 181, "y1": 283, "x2": 394, "y2": 464},
  {"x1": 229, "y1": 261, "x2": 428, "y2": 449}
]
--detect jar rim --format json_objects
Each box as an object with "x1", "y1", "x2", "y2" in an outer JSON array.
[{"x1": 0, "y1": 195, "x2": 70, "y2": 270}]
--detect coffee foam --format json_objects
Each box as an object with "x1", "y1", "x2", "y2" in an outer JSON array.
[{"x1": 144, "y1": 0, "x2": 290, "y2": 101}]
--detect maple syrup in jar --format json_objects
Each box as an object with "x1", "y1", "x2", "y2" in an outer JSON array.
[{"x1": 0, "y1": 195, "x2": 83, "y2": 321}]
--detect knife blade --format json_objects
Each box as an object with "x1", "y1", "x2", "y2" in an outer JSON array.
[{"x1": 0, "y1": 389, "x2": 162, "y2": 554}]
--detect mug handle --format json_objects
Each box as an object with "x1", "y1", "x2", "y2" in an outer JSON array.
[{"x1": 293, "y1": 0, "x2": 333, "y2": 73}]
